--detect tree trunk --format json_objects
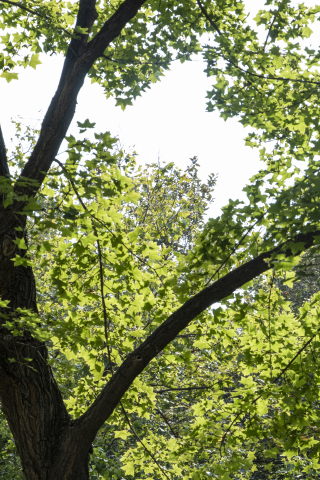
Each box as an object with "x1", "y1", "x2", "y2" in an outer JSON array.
[
  {"x1": 0, "y1": 1, "x2": 148, "y2": 475},
  {"x1": 0, "y1": 212, "x2": 88, "y2": 479}
]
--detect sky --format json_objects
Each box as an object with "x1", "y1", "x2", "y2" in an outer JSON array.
[
  {"x1": 1, "y1": 0, "x2": 318, "y2": 218},
  {"x1": 1, "y1": 54, "x2": 261, "y2": 219}
]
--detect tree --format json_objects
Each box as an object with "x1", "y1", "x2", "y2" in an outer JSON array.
[
  {"x1": 2, "y1": 0, "x2": 320, "y2": 479},
  {"x1": 1, "y1": 131, "x2": 217, "y2": 478}
]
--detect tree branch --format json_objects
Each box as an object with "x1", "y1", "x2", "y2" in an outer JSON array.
[
  {"x1": 155, "y1": 385, "x2": 215, "y2": 394},
  {"x1": 76, "y1": 0, "x2": 98, "y2": 34},
  {"x1": 0, "y1": 125, "x2": 9, "y2": 177},
  {"x1": 85, "y1": 0, "x2": 147, "y2": 61},
  {"x1": 0, "y1": 0, "x2": 47, "y2": 19},
  {"x1": 65, "y1": 0, "x2": 98, "y2": 60},
  {"x1": 263, "y1": 14, "x2": 277, "y2": 52},
  {"x1": 0, "y1": 0, "x2": 73, "y2": 37},
  {"x1": 10, "y1": 0, "x2": 147, "y2": 220},
  {"x1": 196, "y1": 0, "x2": 221, "y2": 35},
  {"x1": 76, "y1": 228, "x2": 320, "y2": 444}
]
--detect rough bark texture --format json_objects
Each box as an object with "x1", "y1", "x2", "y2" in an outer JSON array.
[
  {"x1": 1, "y1": 0, "x2": 319, "y2": 478},
  {"x1": 0, "y1": 210, "x2": 72, "y2": 479},
  {"x1": 0, "y1": 125, "x2": 9, "y2": 177}
]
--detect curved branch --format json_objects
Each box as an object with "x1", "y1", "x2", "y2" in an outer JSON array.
[
  {"x1": 77, "y1": 228, "x2": 320, "y2": 443},
  {"x1": 196, "y1": 0, "x2": 221, "y2": 35}
]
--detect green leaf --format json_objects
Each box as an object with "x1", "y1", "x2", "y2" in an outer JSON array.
[
  {"x1": 115, "y1": 430, "x2": 130, "y2": 440},
  {"x1": 29, "y1": 54, "x2": 41, "y2": 69},
  {"x1": 13, "y1": 237, "x2": 27, "y2": 250},
  {"x1": 77, "y1": 119, "x2": 96, "y2": 130},
  {"x1": 0, "y1": 71, "x2": 18, "y2": 82},
  {"x1": 122, "y1": 461, "x2": 134, "y2": 476},
  {"x1": 12, "y1": 255, "x2": 33, "y2": 267},
  {"x1": 302, "y1": 26, "x2": 313, "y2": 38}
]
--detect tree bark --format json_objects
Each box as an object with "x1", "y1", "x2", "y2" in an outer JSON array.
[{"x1": 0, "y1": 125, "x2": 9, "y2": 177}]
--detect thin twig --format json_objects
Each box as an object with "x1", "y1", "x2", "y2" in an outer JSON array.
[
  {"x1": 273, "y1": 329, "x2": 320, "y2": 385},
  {"x1": 205, "y1": 216, "x2": 264, "y2": 286},
  {"x1": 102, "y1": 52, "x2": 187, "y2": 67},
  {"x1": 120, "y1": 401, "x2": 171, "y2": 480},
  {"x1": 96, "y1": 235, "x2": 113, "y2": 369},
  {"x1": 155, "y1": 384, "x2": 215, "y2": 394},
  {"x1": 267, "y1": 271, "x2": 275, "y2": 380},
  {"x1": 52, "y1": 160, "x2": 114, "y2": 368},
  {"x1": 53, "y1": 159, "x2": 164, "y2": 282},
  {"x1": 263, "y1": 14, "x2": 277, "y2": 51},
  {"x1": 0, "y1": 0, "x2": 46, "y2": 19},
  {"x1": 196, "y1": 0, "x2": 221, "y2": 35},
  {"x1": 0, "y1": 0, "x2": 73, "y2": 37},
  {"x1": 197, "y1": 0, "x2": 320, "y2": 88},
  {"x1": 155, "y1": 408, "x2": 180, "y2": 438}
]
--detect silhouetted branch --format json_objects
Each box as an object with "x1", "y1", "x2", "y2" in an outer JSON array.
[
  {"x1": 0, "y1": 125, "x2": 9, "y2": 177},
  {"x1": 77, "y1": 228, "x2": 320, "y2": 442}
]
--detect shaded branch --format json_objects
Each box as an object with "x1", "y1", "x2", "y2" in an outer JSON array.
[
  {"x1": 196, "y1": 0, "x2": 221, "y2": 35},
  {"x1": 66, "y1": 0, "x2": 98, "y2": 59},
  {"x1": 77, "y1": 228, "x2": 320, "y2": 444},
  {"x1": 0, "y1": 125, "x2": 9, "y2": 177}
]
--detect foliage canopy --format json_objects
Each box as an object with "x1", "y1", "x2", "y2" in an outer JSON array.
[{"x1": 2, "y1": 0, "x2": 320, "y2": 479}]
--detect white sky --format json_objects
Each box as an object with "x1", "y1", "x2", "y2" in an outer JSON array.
[
  {"x1": 1, "y1": 0, "x2": 319, "y2": 218},
  {"x1": 1, "y1": 54, "x2": 261, "y2": 219}
]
